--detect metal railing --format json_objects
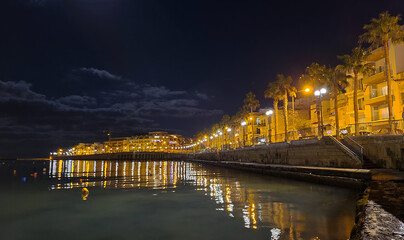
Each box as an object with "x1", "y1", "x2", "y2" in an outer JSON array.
[
  {"x1": 327, "y1": 136, "x2": 362, "y2": 163},
  {"x1": 346, "y1": 119, "x2": 404, "y2": 135},
  {"x1": 342, "y1": 136, "x2": 364, "y2": 164}
]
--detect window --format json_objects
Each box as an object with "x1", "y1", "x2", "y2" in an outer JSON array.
[
  {"x1": 358, "y1": 98, "x2": 365, "y2": 110},
  {"x1": 370, "y1": 85, "x2": 377, "y2": 98},
  {"x1": 359, "y1": 78, "x2": 363, "y2": 90},
  {"x1": 401, "y1": 92, "x2": 404, "y2": 105},
  {"x1": 256, "y1": 128, "x2": 260, "y2": 134},
  {"x1": 380, "y1": 86, "x2": 388, "y2": 96},
  {"x1": 381, "y1": 107, "x2": 389, "y2": 119},
  {"x1": 256, "y1": 118, "x2": 260, "y2": 125},
  {"x1": 372, "y1": 104, "x2": 389, "y2": 121}
]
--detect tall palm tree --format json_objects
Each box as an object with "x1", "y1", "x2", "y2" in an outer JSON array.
[
  {"x1": 325, "y1": 66, "x2": 349, "y2": 139},
  {"x1": 359, "y1": 11, "x2": 404, "y2": 134},
  {"x1": 243, "y1": 92, "x2": 260, "y2": 145},
  {"x1": 264, "y1": 82, "x2": 282, "y2": 142},
  {"x1": 339, "y1": 47, "x2": 374, "y2": 135},
  {"x1": 289, "y1": 87, "x2": 297, "y2": 131},
  {"x1": 220, "y1": 114, "x2": 231, "y2": 149},
  {"x1": 276, "y1": 74, "x2": 297, "y2": 141},
  {"x1": 243, "y1": 92, "x2": 260, "y2": 113},
  {"x1": 211, "y1": 123, "x2": 220, "y2": 149},
  {"x1": 300, "y1": 63, "x2": 326, "y2": 137},
  {"x1": 234, "y1": 108, "x2": 249, "y2": 147}
]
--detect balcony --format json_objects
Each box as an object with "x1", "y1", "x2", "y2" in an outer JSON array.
[
  {"x1": 364, "y1": 95, "x2": 388, "y2": 105},
  {"x1": 366, "y1": 47, "x2": 384, "y2": 62},
  {"x1": 363, "y1": 71, "x2": 386, "y2": 85}
]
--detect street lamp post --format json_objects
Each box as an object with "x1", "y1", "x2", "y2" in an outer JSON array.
[
  {"x1": 265, "y1": 110, "x2": 273, "y2": 144},
  {"x1": 250, "y1": 117, "x2": 254, "y2": 146},
  {"x1": 314, "y1": 88, "x2": 327, "y2": 138},
  {"x1": 241, "y1": 121, "x2": 246, "y2": 148},
  {"x1": 226, "y1": 128, "x2": 231, "y2": 150}
]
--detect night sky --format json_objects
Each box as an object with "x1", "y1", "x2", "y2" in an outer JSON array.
[{"x1": 1, "y1": 0, "x2": 403, "y2": 157}]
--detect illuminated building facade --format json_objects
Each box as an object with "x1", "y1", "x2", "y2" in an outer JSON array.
[{"x1": 53, "y1": 132, "x2": 187, "y2": 156}]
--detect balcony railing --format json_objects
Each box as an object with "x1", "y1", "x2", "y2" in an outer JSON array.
[{"x1": 346, "y1": 119, "x2": 404, "y2": 135}]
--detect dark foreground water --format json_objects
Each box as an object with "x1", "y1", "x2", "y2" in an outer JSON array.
[{"x1": 0, "y1": 160, "x2": 358, "y2": 240}]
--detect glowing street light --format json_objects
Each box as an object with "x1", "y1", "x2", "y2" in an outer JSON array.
[
  {"x1": 314, "y1": 88, "x2": 327, "y2": 138},
  {"x1": 266, "y1": 109, "x2": 273, "y2": 143},
  {"x1": 240, "y1": 121, "x2": 247, "y2": 147}
]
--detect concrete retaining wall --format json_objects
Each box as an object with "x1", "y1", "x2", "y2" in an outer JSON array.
[
  {"x1": 194, "y1": 137, "x2": 362, "y2": 168},
  {"x1": 352, "y1": 135, "x2": 404, "y2": 170}
]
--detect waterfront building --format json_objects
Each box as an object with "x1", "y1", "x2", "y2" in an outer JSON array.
[
  {"x1": 54, "y1": 131, "x2": 187, "y2": 156},
  {"x1": 238, "y1": 111, "x2": 269, "y2": 146},
  {"x1": 299, "y1": 41, "x2": 404, "y2": 137},
  {"x1": 360, "y1": 42, "x2": 404, "y2": 134}
]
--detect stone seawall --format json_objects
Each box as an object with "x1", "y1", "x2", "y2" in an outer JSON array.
[
  {"x1": 352, "y1": 135, "x2": 404, "y2": 170},
  {"x1": 194, "y1": 137, "x2": 363, "y2": 168},
  {"x1": 54, "y1": 137, "x2": 362, "y2": 168}
]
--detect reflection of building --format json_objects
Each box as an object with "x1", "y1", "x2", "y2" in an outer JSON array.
[
  {"x1": 54, "y1": 132, "x2": 188, "y2": 156},
  {"x1": 49, "y1": 160, "x2": 355, "y2": 239}
]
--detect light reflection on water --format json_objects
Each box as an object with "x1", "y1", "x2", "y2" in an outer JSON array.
[{"x1": 45, "y1": 160, "x2": 357, "y2": 239}]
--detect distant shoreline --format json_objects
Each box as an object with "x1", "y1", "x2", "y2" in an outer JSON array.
[{"x1": 0, "y1": 158, "x2": 50, "y2": 161}]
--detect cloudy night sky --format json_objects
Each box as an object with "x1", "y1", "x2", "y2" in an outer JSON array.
[{"x1": 1, "y1": 0, "x2": 403, "y2": 157}]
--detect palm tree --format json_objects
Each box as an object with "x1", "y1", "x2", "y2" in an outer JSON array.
[
  {"x1": 324, "y1": 66, "x2": 349, "y2": 139},
  {"x1": 289, "y1": 87, "x2": 297, "y2": 131},
  {"x1": 300, "y1": 63, "x2": 326, "y2": 137},
  {"x1": 234, "y1": 108, "x2": 249, "y2": 147},
  {"x1": 220, "y1": 114, "x2": 231, "y2": 149},
  {"x1": 243, "y1": 92, "x2": 260, "y2": 113},
  {"x1": 276, "y1": 74, "x2": 297, "y2": 141},
  {"x1": 359, "y1": 11, "x2": 404, "y2": 134},
  {"x1": 243, "y1": 92, "x2": 260, "y2": 145},
  {"x1": 211, "y1": 123, "x2": 220, "y2": 149},
  {"x1": 338, "y1": 47, "x2": 374, "y2": 135},
  {"x1": 264, "y1": 82, "x2": 282, "y2": 142}
]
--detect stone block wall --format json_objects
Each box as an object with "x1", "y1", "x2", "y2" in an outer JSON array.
[
  {"x1": 352, "y1": 135, "x2": 404, "y2": 170},
  {"x1": 194, "y1": 138, "x2": 362, "y2": 168}
]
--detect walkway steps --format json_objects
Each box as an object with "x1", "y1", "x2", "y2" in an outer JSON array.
[
  {"x1": 340, "y1": 136, "x2": 379, "y2": 169},
  {"x1": 323, "y1": 136, "x2": 363, "y2": 165}
]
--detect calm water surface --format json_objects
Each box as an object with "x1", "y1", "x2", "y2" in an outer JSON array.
[{"x1": 0, "y1": 160, "x2": 358, "y2": 240}]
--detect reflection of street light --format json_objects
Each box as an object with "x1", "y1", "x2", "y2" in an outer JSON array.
[
  {"x1": 314, "y1": 88, "x2": 327, "y2": 138},
  {"x1": 241, "y1": 121, "x2": 246, "y2": 148},
  {"x1": 266, "y1": 110, "x2": 273, "y2": 143}
]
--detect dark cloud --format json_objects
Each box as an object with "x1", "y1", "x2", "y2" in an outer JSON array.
[
  {"x1": 74, "y1": 67, "x2": 122, "y2": 81},
  {"x1": 142, "y1": 85, "x2": 187, "y2": 98},
  {"x1": 0, "y1": 71, "x2": 221, "y2": 157},
  {"x1": 195, "y1": 91, "x2": 209, "y2": 100},
  {"x1": 57, "y1": 95, "x2": 97, "y2": 106},
  {"x1": 0, "y1": 81, "x2": 46, "y2": 102}
]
